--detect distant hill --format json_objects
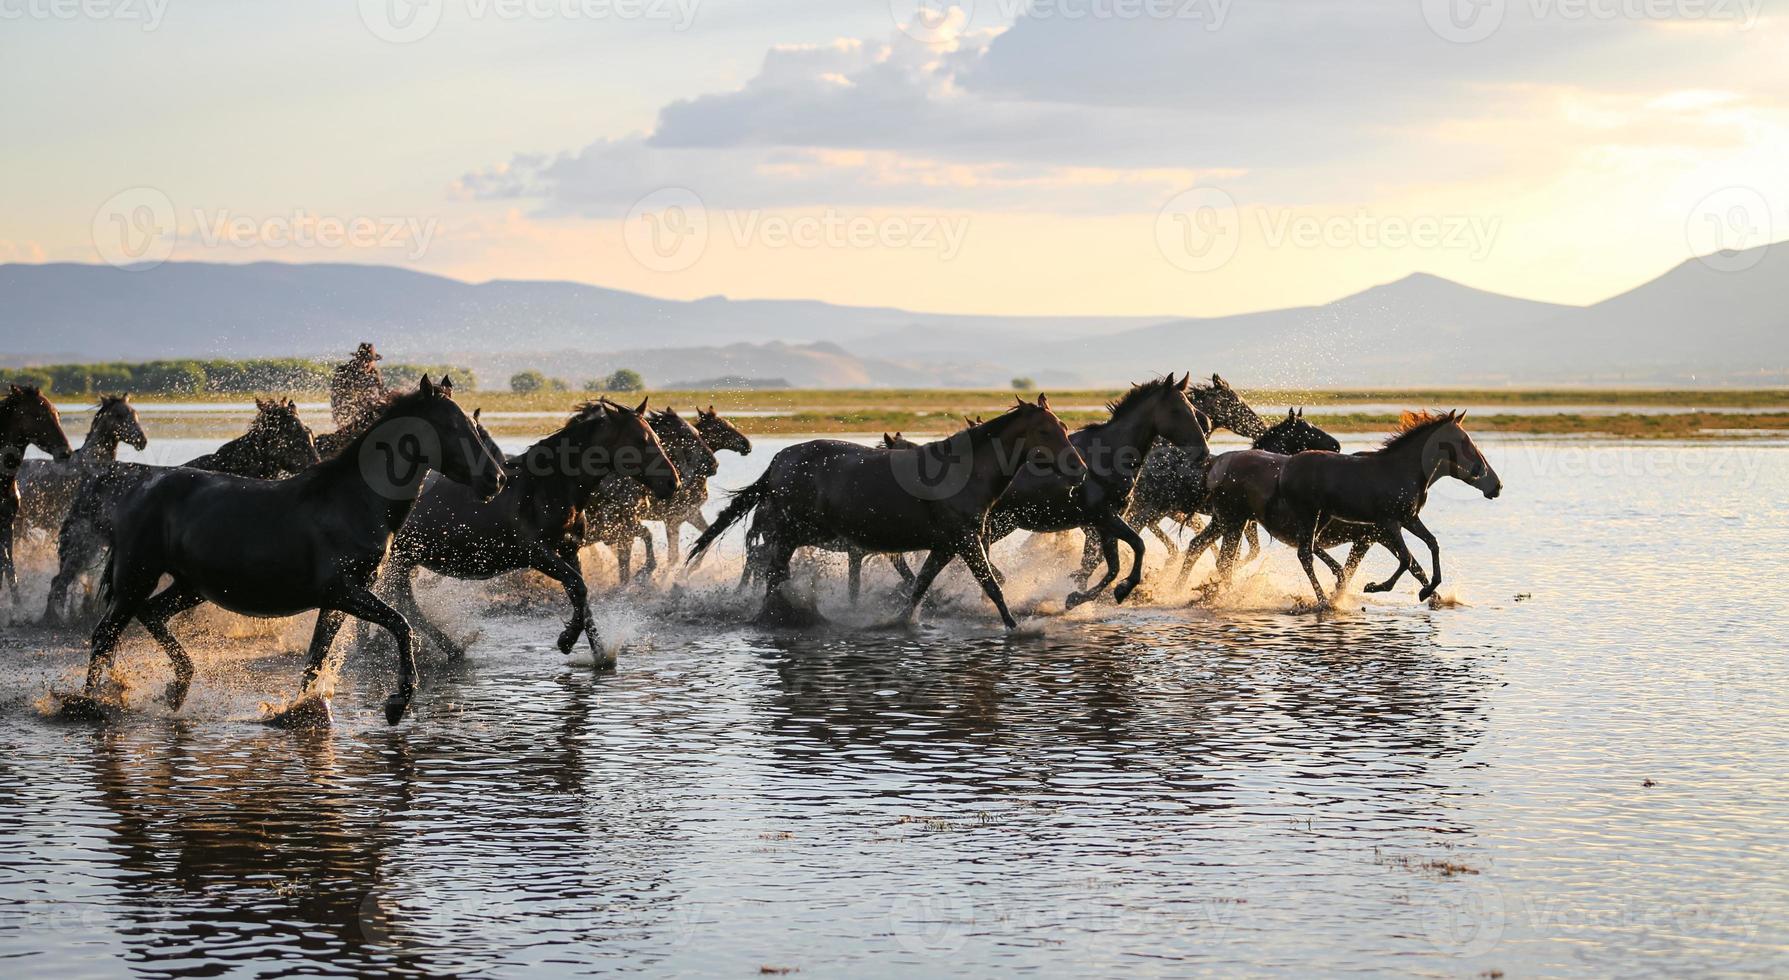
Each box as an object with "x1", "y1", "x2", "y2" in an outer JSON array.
[{"x1": 3, "y1": 245, "x2": 1787, "y2": 386}]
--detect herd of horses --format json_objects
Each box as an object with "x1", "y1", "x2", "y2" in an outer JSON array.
[{"x1": 0, "y1": 369, "x2": 1501, "y2": 726}]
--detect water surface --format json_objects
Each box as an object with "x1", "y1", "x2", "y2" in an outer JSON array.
[{"x1": 2, "y1": 439, "x2": 1785, "y2": 976}]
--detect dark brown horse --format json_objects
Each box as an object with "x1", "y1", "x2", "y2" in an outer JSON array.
[
  {"x1": 1274, "y1": 410, "x2": 1500, "y2": 605},
  {"x1": 2, "y1": 385, "x2": 74, "y2": 596},
  {"x1": 65, "y1": 376, "x2": 503, "y2": 726},
  {"x1": 1191, "y1": 411, "x2": 1499, "y2": 606},
  {"x1": 42, "y1": 398, "x2": 321, "y2": 623},
  {"x1": 384, "y1": 399, "x2": 677, "y2": 664},
  {"x1": 987, "y1": 375, "x2": 1209, "y2": 607},
  {"x1": 688, "y1": 397, "x2": 1085, "y2": 629}
]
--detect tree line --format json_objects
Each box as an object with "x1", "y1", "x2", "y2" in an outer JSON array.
[{"x1": 2, "y1": 359, "x2": 474, "y2": 396}]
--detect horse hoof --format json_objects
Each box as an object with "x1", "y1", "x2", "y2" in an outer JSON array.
[
  {"x1": 55, "y1": 693, "x2": 122, "y2": 724},
  {"x1": 557, "y1": 630, "x2": 578, "y2": 655},
  {"x1": 161, "y1": 680, "x2": 191, "y2": 711},
  {"x1": 1418, "y1": 587, "x2": 1438, "y2": 602},
  {"x1": 1363, "y1": 583, "x2": 1391, "y2": 594},
  {"x1": 1113, "y1": 582, "x2": 1137, "y2": 604},
  {"x1": 1064, "y1": 590, "x2": 1094, "y2": 610},
  {"x1": 383, "y1": 694, "x2": 411, "y2": 726},
  {"x1": 263, "y1": 694, "x2": 333, "y2": 730}
]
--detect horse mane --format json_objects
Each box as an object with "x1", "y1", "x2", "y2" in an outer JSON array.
[
  {"x1": 1101, "y1": 376, "x2": 1179, "y2": 419},
  {"x1": 1380, "y1": 409, "x2": 1460, "y2": 451}
]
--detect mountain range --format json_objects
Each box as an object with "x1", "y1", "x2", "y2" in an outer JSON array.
[{"x1": 2, "y1": 244, "x2": 1785, "y2": 387}]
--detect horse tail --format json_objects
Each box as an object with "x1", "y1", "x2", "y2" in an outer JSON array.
[{"x1": 685, "y1": 474, "x2": 769, "y2": 565}]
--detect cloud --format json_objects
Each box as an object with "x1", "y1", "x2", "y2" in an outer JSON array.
[{"x1": 462, "y1": 1, "x2": 1784, "y2": 216}]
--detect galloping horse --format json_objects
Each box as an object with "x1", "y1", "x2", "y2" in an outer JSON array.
[
  {"x1": 1273, "y1": 410, "x2": 1500, "y2": 605},
  {"x1": 987, "y1": 375, "x2": 1209, "y2": 607},
  {"x1": 1190, "y1": 411, "x2": 1499, "y2": 606},
  {"x1": 16, "y1": 394, "x2": 147, "y2": 534},
  {"x1": 66, "y1": 376, "x2": 503, "y2": 725},
  {"x1": 689, "y1": 397, "x2": 1085, "y2": 628},
  {"x1": 385, "y1": 399, "x2": 677, "y2": 663},
  {"x1": 1, "y1": 385, "x2": 73, "y2": 596},
  {"x1": 43, "y1": 398, "x2": 321, "y2": 622}
]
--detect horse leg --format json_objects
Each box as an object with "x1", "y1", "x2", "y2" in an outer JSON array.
[
  {"x1": 390, "y1": 566, "x2": 461, "y2": 658},
  {"x1": 1107, "y1": 515, "x2": 1148, "y2": 604},
  {"x1": 1296, "y1": 516, "x2": 1331, "y2": 608},
  {"x1": 300, "y1": 610, "x2": 347, "y2": 693},
  {"x1": 44, "y1": 518, "x2": 101, "y2": 624},
  {"x1": 901, "y1": 548, "x2": 955, "y2": 624},
  {"x1": 636, "y1": 525, "x2": 658, "y2": 581},
  {"x1": 332, "y1": 588, "x2": 419, "y2": 725},
  {"x1": 1336, "y1": 539, "x2": 1373, "y2": 596},
  {"x1": 1072, "y1": 529, "x2": 1101, "y2": 589},
  {"x1": 1177, "y1": 519, "x2": 1226, "y2": 587},
  {"x1": 847, "y1": 549, "x2": 863, "y2": 606},
  {"x1": 1363, "y1": 524, "x2": 1415, "y2": 594},
  {"x1": 615, "y1": 537, "x2": 633, "y2": 585},
  {"x1": 134, "y1": 583, "x2": 205, "y2": 709},
  {"x1": 1146, "y1": 520, "x2": 1179, "y2": 561},
  {"x1": 956, "y1": 539, "x2": 1017, "y2": 630},
  {"x1": 529, "y1": 547, "x2": 606, "y2": 664},
  {"x1": 81, "y1": 564, "x2": 159, "y2": 700},
  {"x1": 757, "y1": 534, "x2": 819, "y2": 627},
  {"x1": 1404, "y1": 515, "x2": 1443, "y2": 600},
  {"x1": 890, "y1": 553, "x2": 917, "y2": 587},
  {"x1": 1067, "y1": 526, "x2": 1122, "y2": 609},
  {"x1": 1243, "y1": 521, "x2": 1262, "y2": 564},
  {"x1": 0, "y1": 508, "x2": 16, "y2": 599},
  {"x1": 663, "y1": 521, "x2": 682, "y2": 581}
]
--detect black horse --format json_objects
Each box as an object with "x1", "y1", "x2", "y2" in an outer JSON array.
[
  {"x1": 384, "y1": 399, "x2": 677, "y2": 664},
  {"x1": 2, "y1": 385, "x2": 74, "y2": 596},
  {"x1": 582, "y1": 405, "x2": 714, "y2": 583},
  {"x1": 16, "y1": 393, "x2": 148, "y2": 534},
  {"x1": 688, "y1": 397, "x2": 1085, "y2": 629},
  {"x1": 43, "y1": 398, "x2": 321, "y2": 623},
  {"x1": 987, "y1": 375, "x2": 1209, "y2": 607},
  {"x1": 65, "y1": 376, "x2": 503, "y2": 726},
  {"x1": 1125, "y1": 376, "x2": 1279, "y2": 560}
]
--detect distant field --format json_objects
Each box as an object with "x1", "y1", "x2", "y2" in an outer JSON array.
[{"x1": 110, "y1": 388, "x2": 1789, "y2": 440}]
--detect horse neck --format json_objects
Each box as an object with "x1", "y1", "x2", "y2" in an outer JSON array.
[
  {"x1": 1364, "y1": 435, "x2": 1434, "y2": 488},
  {"x1": 1222, "y1": 404, "x2": 1268, "y2": 439},
  {"x1": 307, "y1": 408, "x2": 432, "y2": 534},
  {"x1": 1091, "y1": 396, "x2": 1171, "y2": 458},
  {"x1": 82, "y1": 417, "x2": 124, "y2": 460}
]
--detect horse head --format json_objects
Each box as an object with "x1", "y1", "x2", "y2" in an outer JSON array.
[
  {"x1": 651, "y1": 407, "x2": 718, "y2": 480},
  {"x1": 93, "y1": 393, "x2": 148, "y2": 453},
  {"x1": 1256, "y1": 407, "x2": 1341, "y2": 455},
  {"x1": 3, "y1": 384, "x2": 73, "y2": 461},
  {"x1": 694, "y1": 405, "x2": 752, "y2": 456},
  {"x1": 1008, "y1": 393, "x2": 1086, "y2": 483},
  {"x1": 1190, "y1": 372, "x2": 1265, "y2": 437},
  {"x1": 1425, "y1": 410, "x2": 1501, "y2": 499}
]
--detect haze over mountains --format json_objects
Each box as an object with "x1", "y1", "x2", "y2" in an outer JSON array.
[{"x1": 2, "y1": 244, "x2": 1784, "y2": 387}]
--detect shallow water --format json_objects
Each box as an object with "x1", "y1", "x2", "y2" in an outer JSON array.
[{"x1": 2, "y1": 438, "x2": 1786, "y2": 976}]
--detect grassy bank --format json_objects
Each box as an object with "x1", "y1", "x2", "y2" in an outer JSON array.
[{"x1": 101, "y1": 388, "x2": 1789, "y2": 441}]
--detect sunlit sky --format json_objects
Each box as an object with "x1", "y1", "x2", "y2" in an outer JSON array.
[{"x1": 2, "y1": 0, "x2": 1784, "y2": 316}]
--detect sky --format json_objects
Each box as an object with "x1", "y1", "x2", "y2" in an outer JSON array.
[{"x1": 1, "y1": 0, "x2": 1784, "y2": 317}]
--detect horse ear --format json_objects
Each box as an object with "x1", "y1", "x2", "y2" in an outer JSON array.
[
  {"x1": 418, "y1": 374, "x2": 436, "y2": 396},
  {"x1": 473, "y1": 407, "x2": 482, "y2": 422},
  {"x1": 1456, "y1": 409, "x2": 1468, "y2": 423},
  {"x1": 635, "y1": 397, "x2": 649, "y2": 415},
  {"x1": 1176, "y1": 372, "x2": 1190, "y2": 390},
  {"x1": 440, "y1": 375, "x2": 455, "y2": 396},
  {"x1": 1038, "y1": 393, "x2": 1051, "y2": 410},
  {"x1": 1287, "y1": 407, "x2": 1296, "y2": 420},
  {"x1": 1297, "y1": 408, "x2": 1304, "y2": 418},
  {"x1": 9, "y1": 383, "x2": 22, "y2": 396}
]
